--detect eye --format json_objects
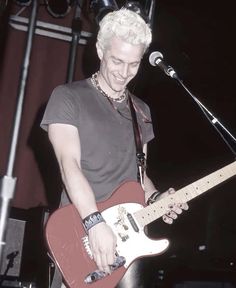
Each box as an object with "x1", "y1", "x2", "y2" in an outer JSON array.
[
  {"x1": 130, "y1": 62, "x2": 139, "y2": 69},
  {"x1": 113, "y1": 59, "x2": 121, "y2": 65}
]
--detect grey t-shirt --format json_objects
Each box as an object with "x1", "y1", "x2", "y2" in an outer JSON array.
[{"x1": 41, "y1": 79, "x2": 154, "y2": 202}]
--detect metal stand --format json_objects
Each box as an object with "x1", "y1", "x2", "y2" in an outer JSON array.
[
  {"x1": 163, "y1": 68, "x2": 236, "y2": 157},
  {"x1": 177, "y1": 79, "x2": 236, "y2": 156},
  {"x1": 66, "y1": 2, "x2": 83, "y2": 83},
  {"x1": 0, "y1": 0, "x2": 38, "y2": 266}
]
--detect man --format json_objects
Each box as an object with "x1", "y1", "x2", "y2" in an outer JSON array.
[{"x1": 41, "y1": 8, "x2": 188, "y2": 287}]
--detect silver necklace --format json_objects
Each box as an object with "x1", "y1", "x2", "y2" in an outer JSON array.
[{"x1": 91, "y1": 72, "x2": 127, "y2": 103}]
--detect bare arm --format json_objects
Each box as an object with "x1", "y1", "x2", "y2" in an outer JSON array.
[
  {"x1": 49, "y1": 123, "x2": 97, "y2": 218},
  {"x1": 48, "y1": 123, "x2": 116, "y2": 273}
]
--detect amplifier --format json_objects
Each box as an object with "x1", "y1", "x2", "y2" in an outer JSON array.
[{"x1": 0, "y1": 218, "x2": 26, "y2": 277}]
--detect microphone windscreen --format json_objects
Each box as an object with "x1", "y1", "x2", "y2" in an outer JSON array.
[{"x1": 149, "y1": 51, "x2": 163, "y2": 66}]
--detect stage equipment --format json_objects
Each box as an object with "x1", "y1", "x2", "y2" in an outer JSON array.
[
  {"x1": 9, "y1": 14, "x2": 92, "y2": 44},
  {"x1": 149, "y1": 50, "x2": 236, "y2": 156},
  {"x1": 45, "y1": 0, "x2": 72, "y2": 18},
  {"x1": 0, "y1": 0, "x2": 38, "y2": 268},
  {"x1": 66, "y1": 1, "x2": 83, "y2": 82},
  {"x1": 149, "y1": 51, "x2": 178, "y2": 79},
  {"x1": 145, "y1": 0, "x2": 155, "y2": 28},
  {"x1": 89, "y1": 0, "x2": 118, "y2": 23},
  {"x1": 89, "y1": 0, "x2": 156, "y2": 30},
  {"x1": 124, "y1": 1, "x2": 144, "y2": 15},
  {"x1": 124, "y1": 0, "x2": 155, "y2": 27},
  {"x1": 0, "y1": 218, "x2": 25, "y2": 278},
  {"x1": 14, "y1": 0, "x2": 32, "y2": 6}
]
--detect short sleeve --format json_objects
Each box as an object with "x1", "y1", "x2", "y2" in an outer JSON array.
[{"x1": 40, "y1": 85, "x2": 79, "y2": 131}]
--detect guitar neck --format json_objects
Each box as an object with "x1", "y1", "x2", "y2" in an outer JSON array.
[{"x1": 134, "y1": 161, "x2": 236, "y2": 228}]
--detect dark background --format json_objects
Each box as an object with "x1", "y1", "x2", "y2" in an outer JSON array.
[{"x1": 0, "y1": 0, "x2": 235, "y2": 287}]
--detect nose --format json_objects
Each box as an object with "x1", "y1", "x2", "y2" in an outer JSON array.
[{"x1": 120, "y1": 64, "x2": 129, "y2": 78}]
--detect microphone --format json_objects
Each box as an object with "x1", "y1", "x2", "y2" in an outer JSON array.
[{"x1": 149, "y1": 51, "x2": 178, "y2": 79}]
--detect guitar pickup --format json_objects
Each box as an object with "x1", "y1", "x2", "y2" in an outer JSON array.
[{"x1": 127, "y1": 213, "x2": 139, "y2": 232}]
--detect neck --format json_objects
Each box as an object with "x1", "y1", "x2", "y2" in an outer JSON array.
[
  {"x1": 91, "y1": 72, "x2": 127, "y2": 103},
  {"x1": 97, "y1": 73, "x2": 123, "y2": 99}
]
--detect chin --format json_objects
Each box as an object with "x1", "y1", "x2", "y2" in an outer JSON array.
[{"x1": 112, "y1": 84, "x2": 126, "y2": 92}]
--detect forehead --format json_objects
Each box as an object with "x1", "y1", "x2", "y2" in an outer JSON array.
[{"x1": 105, "y1": 36, "x2": 144, "y2": 62}]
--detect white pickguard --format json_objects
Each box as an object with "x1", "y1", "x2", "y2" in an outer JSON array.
[{"x1": 102, "y1": 203, "x2": 169, "y2": 267}]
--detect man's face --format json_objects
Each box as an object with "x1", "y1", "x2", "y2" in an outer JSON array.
[{"x1": 97, "y1": 36, "x2": 145, "y2": 97}]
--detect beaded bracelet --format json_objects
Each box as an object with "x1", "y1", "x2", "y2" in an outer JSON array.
[
  {"x1": 147, "y1": 190, "x2": 161, "y2": 205},
  {"x1": 82, "y1": 211, "x2": 105, "y2": 233}
]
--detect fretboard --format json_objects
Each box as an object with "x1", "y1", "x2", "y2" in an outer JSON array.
[{"x1": 134, "y1": 161, "x2": 236, "y2": 228}]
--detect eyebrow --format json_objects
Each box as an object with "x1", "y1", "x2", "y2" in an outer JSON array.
[{"x1": 111, "y1": 56, "x2": 140, "y2": 65}]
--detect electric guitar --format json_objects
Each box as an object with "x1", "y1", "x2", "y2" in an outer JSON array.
[{"x1": 45, "y1": 161, "x2": 236, "y2": 288}]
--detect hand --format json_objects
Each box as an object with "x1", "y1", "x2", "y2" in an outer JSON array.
[
  {"x1": 88, "y1": 222, "x2": 117, "y2": 274},
  {"x1": 158, "y1": 188, "x2": 189, "y2": 224}
]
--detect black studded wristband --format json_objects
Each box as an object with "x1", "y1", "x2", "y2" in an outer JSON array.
[{"x1": 82, "y1": 211, "x2": 105, "y2": 233}]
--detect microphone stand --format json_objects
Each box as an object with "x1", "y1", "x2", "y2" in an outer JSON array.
[
  {"x1": 66, "y1": 1, "x2": 83, "y2": 83},
  {"x1": 0, "y1": 1, "x2": 38, "y2": 266},
  {"x1": 169, "y1": 72, "x2": 236, "y2": 157}
]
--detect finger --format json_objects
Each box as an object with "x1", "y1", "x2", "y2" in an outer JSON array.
[
  {"x1": 169, "y1": 204, "x2": 182, "y2": 214},
  {"x1": 107, "y1": 250, "x2": 116, "y2": 266},
  {"x1": 168, "y1": 188, "x2": 175, "y2": 194},
  {"x1": 178, "y1": 203, "x2": 189, "y2": 210},
  {"x1": 94, "y1": 253, "x2": 103, "y2": 272},
  {"x1": 167, "y1": 210, "x2": 178, "y2": 219},
  {"x1": 162, "y1": 215, "x2": 173, "y2": 224},
  {"x1": 168, "y1": 203, "x2": 182, "y2": 215},
  {"x1": 100, "y1": 253, "x2": 111, "y2": 274}
]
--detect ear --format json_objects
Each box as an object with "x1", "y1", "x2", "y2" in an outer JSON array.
[{"x1": 96, "y1": 42, "x2": 103, "y2": 60}]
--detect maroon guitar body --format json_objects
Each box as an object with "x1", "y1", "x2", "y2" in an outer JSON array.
[{"x1": 45, "y1": 161, "x2": 236, "y2": 287}]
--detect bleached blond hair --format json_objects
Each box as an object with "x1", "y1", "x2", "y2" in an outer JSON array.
[{"x1": 97, "y1": 8, "x2": 152, "y2": 53}]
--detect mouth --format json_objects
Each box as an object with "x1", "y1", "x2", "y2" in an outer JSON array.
[{"x1": 114, "y1": 76, "x2": 126, "y2": 85}]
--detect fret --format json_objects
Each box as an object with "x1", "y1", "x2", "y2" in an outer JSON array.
[
  {"x1": 135, "y1": 199, "x2": 166, "y2": 227},
  {"x1": 134, "y1": 161, "x2": 236, "y2": 228},
  {"x1": 178, "y1": 184, "x2": 200, "y2": 202}
]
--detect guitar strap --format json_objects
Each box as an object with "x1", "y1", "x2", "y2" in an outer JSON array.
[{"x1": 128, "y1": 93, "x2": 146, "y2": 186}]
